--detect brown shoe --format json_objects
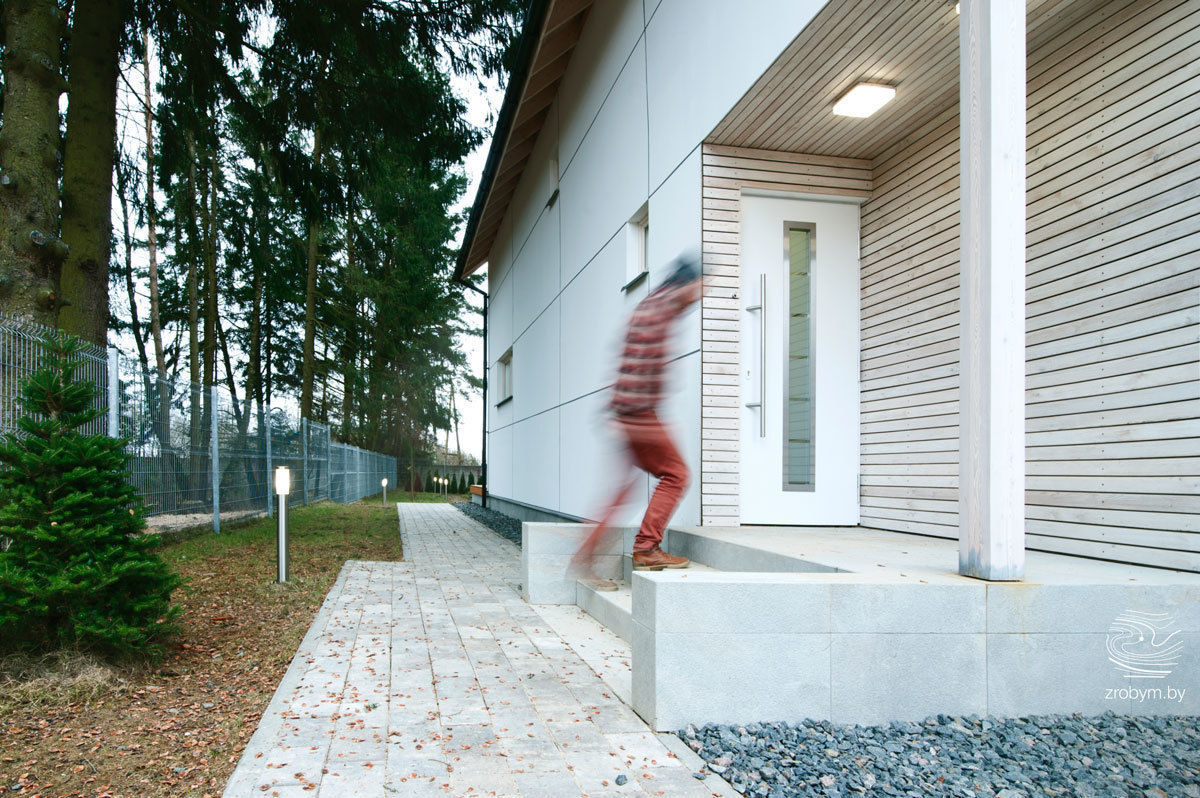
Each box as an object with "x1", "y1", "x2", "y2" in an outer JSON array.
[{"x1": 631, "y1": 547, "x2": 690, "y2": 571}]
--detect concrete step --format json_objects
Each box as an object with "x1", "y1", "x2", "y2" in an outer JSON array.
[
  {"x1": 576, "y1": 579, "x2": 633, "y2": 642},
  {"x1": 577, "y1": 558, "x2": 722, "y2": 643},
  {"x1": 663, "y1": 526, "x2": 842, "y2": 574}
]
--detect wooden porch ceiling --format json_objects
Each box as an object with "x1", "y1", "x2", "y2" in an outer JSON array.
[
  {"x1": 708, "y1": 0, "x2": 1107, "y2": 161},
  {"x1": 458, "y1": 0, "x2": 592, "y2": 279}
]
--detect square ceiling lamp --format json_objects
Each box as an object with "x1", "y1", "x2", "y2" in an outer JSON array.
[{"x1": 832, "y1": 83, "x2": 896, "y2": 118}]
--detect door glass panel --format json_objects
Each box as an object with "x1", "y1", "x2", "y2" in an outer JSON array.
[{"x1": 786, "y1": 226, "x2": 813, "y2": 488}]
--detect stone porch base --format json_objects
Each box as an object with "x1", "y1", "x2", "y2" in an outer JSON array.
[{"x1": 521, "y1": 522, "x2": 1200, "y2": 731}]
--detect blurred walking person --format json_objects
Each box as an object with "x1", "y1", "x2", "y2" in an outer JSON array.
[{"x1": 572, "y1": 256, "x2": 702, "y2": 586}]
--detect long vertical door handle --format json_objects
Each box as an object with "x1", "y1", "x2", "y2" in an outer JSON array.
[
  {"x1": 744, "y1": 274, "x2": 767, "y2": 438},
  {"x1": 758, "y1": 273, "x2": 766, "y2": 438}
]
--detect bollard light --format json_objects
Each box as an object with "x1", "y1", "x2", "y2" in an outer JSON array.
[
  {"x1": 275, "y1": 466, "x2": 290, "y2": 583},
  {"x1": 275, "y1": 466, "x2": 291, "y2": 496},
  {"x1": 382, "y1": 477, "x2": 388, "y2": 505}
]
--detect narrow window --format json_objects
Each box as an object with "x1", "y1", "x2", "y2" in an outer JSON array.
[
  {"x1": 497, "y1": 349, "x2": 513, "y2": 405},
  {"x1": 623, "y1": 204, "x2": 650, "y2": 291},
  {"x1": 785, "y1": 225, "x2": 814, "y2": 488}
]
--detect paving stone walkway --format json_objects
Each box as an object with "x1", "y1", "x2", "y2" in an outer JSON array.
[{"x1": 223, "y1": 503, "x2": 715, "y2": 797}]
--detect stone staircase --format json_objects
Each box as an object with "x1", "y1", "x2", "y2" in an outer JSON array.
[{"x1": 575, "y1": 553, "x2": 723, "y2": 643}]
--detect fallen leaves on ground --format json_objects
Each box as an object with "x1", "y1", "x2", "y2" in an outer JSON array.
[{"x1": 0, "y1": 499, "x2": 401, "y2": 798}]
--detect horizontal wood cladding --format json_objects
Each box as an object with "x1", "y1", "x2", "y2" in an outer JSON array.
[
  {"x1": 859, "y1": 0, "x2": 1199, "y2": 571},
  {"x1": 699, "y1": 144, "x2": 871, "y2": 525}
]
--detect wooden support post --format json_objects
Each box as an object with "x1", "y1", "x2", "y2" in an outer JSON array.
[{"x1": 958, "y1": 0, "x2": 1026, "y2": 581}]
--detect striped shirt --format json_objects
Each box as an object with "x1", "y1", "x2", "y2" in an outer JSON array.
[{"x1": 610, "y1": 284, "x2": 689, "y2": 416}]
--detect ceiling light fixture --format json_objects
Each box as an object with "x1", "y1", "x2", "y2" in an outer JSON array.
[{"x1": 832, "y1": 83, "x2": 897, "y2": 118}]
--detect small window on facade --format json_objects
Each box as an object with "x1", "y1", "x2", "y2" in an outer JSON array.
[
  {"x1": 623, "y1": 204, "x2": 650, "y2": 290},
  {"x1": 497, "y1": 349, "x2": 514, "y2": 405}
]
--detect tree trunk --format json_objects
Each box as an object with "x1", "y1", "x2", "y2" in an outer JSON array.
[
  {"x1": 0, "y1": 0, "x2": 66, "y2": 327},
  {"x1": 299, "y1": 125, "x2": 323, "y2": 421},
  {"x1": 143, "y1": 29, "x2": 166, "y2": 379},
  {"x1": 200, "y1": 154, "x2": 219, "y2": 506},
  {"x1": 451, "y1": 385, "x2": 462, "y2": 463},
  {"x1": 59, "y1": 0, "x2": 122, "y2": 345},
  {"x1": 142, "y1": 31, "x2": 172, "y2": 488},
  {"x1": 247, "y1": 165, "x2": 265, "y2": 413},
  {"x1": 201, "y1": 153, "x2": 218, "y2": 388},
  {"x1": 186, "y1": 136, "x2": 201, "y2": 389},
  {"x1": 117, "y1": 171, "x2": 149, "y2": 372},
  {"x1": 186, "y1": 135, "x2": 202, "y2": 503},
  {"x1": 340, "y1": 203, "x2": 356, "y2": 441}
]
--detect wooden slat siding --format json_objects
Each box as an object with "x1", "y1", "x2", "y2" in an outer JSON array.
[
  {"x1": 858, "y1": 0, "x2": 1200, "y2": 570},
  {"x1": 699, "y1": 144, "x2": 871, "y2": 526}
]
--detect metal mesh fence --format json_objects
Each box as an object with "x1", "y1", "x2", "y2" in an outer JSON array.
[
  {"x1": 0, "y1": 318, "x2": 397, "y2": 533},
  {"x1": 1, "y1": 314, "x2": 108, "y2": 438}
]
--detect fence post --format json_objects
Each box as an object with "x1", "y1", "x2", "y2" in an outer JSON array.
[
  {"x1": 106, "y1": 347, "x2": 119, "y2": 438},
  {"x1": 301, "y1": 417, "x2": 309, "y2": 505},
  {"x1": 211, "y1": 385, "x2": 221, "y2": 534},
  {"x1": 264, "y1": 406, "x2": 273, "y2": 518}
]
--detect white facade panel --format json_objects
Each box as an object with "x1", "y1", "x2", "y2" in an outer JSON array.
[
  {"x1": 557, "y1": 0, "x2": 646, "y2": 174},
  {"x1": 512, "y1": 408, "x2": 561, "y2": 511},
  {"x1": 487, "y1": 250, "x2": 515, "y2": 435},
  {"x1": 646, "y1": 147, "x2": 702, "y2": 273},
  {"x1": 513, "y1": 301, "x2": 561, "y2": 420},
  {"x1": 645, "y1": 0, "x2": 826, "y2": 189},
  {"x1": 559, "y1": 235, "x2": 628, "y2": 402},
  {"x1": 512, "y1": 202, "x2": 561, "y2": 337},
  {"x1": 558, "y1": 38, "x2": 650, "y2": 286},
  {"x1": 646, "y1": 146, "x2": 703, "y2": 355},
  {"x1": 509, "y1": 104, "x2": 561, "y2": 257},
  {"x1": 488, "y1": 215, "x2": 514, "y2": 299},
  {"x1": 488, "y1": 423, "x2": 513, "y2": 499},
  {"x1": 559, "y1": 391, "x2": 651, "y2": 523}
]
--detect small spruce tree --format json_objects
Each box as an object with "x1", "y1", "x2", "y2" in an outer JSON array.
[{"x1": 0, "y1": 333, "x2": 181, "y2": 660}]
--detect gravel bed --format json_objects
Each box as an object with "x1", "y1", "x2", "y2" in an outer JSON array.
[
  {"x1": 679, "y1": 713, "x2": 1199, "y2": 798},
  {"x1": 452, "y1": 500, "x2": 522, "y2": 546}
]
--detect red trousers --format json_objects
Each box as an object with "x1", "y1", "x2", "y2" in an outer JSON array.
[{"x1": 578, "y1": 411, "x2": 690, "y2": 558}]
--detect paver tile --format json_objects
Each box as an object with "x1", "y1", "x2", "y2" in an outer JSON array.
[{"x1": 224, "y1": 503, "x2": 720, "y2": 798}]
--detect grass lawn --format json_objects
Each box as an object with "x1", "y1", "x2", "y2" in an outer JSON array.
[
  {"x1": 398, "y1": 490, "x2": 469, "y2": 503},
  {"x1": 0, "y1": 499, "x2": 400, "y2": 798}
]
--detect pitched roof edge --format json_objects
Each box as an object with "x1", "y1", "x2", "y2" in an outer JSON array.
[{"x1": 453, "y1": 0, "x2": 553, "y2": 283}]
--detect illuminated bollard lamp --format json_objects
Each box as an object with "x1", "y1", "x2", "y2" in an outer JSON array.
[
  {"x1": 382, "y1": 477, "x2": 388, "y2": 505},
  {"x1": 275, "y1": 466, "x2": 290, "y2": 583}
]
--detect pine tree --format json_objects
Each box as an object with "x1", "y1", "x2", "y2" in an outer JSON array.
[{"x1": 0, "y1": 333, "x2": 181, "y2": 660}]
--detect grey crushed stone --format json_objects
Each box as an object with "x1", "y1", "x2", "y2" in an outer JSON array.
[
  {"x1": 452, "y1": 500, "x2": 522, "y2": 546},
  {"x1": 679, "y1": 713, "x2": 1199, "y2": 797}
]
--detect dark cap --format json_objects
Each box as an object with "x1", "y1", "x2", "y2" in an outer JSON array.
[{"x1": 659, "y1": 254, "x2": 700, "y2": 290}]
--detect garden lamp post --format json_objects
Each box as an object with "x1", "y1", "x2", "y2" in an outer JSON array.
[
  {"x1": 382, "y1": 477, "x2": 388, "y2": 505},
  {"x1": 275, "y1": 466, "x2": 290, "y2": 583}
]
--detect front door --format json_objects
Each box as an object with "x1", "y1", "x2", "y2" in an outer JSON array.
[{"x1": 739, "y1": 194, "x2": 861, "y2": 525}]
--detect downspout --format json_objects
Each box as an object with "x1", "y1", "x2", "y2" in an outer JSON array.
[{"x1": 457, "y1": 279, "x2": 488, "y2": 508}]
